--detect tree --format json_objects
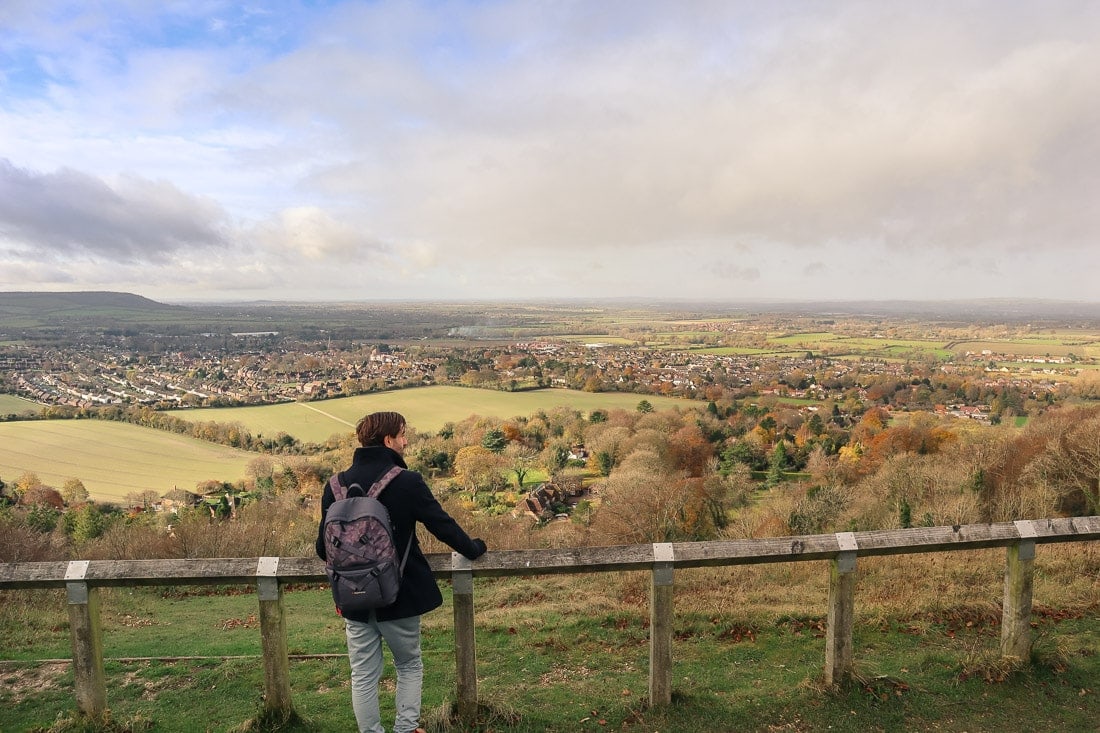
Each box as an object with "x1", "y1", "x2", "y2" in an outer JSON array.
[
  {"x1": 592, "y1": 450, "x2": 678, "y2": 542},
  {"x1": 26, "y1": 504, "x2": 60, "y2": 533},
  {"x1": 503, "y1": 444, "x2": 538, "y2": 488},
  {"x1": 481, "y1": 428, "x2": 507, "y2": 453},
  {"x1": 585, "y1": 425, "x2": 632, "y2": 474},
  {"x1": 408, "y1": 442, "x2": 452, "y2": 477},
  {"x1": 1024, "y1": 407, "x2": 1100, "y2": 515},
  {"x1": 22, "y1": 485, "x2": 64, "y2": 509},
  {"x1": 62, "y1": 478, "x2": 89, "y2": 505},
  {"x1": 453, "y1": 445, "x2": 506, "y2": 496},
  {"x1": 125, "y1": 489, "x2": 160, "y2": 509},
  {"x1": 765, "y1": 442, "x2": 789, "y2": 488},
  {"x1": 669, "y1": 425, "x2": 714, "y2": 477},
  {"x1": 13, "y1": 471, "x2": 42, "y2": 500},
  {"x1": 595, "y1": 451, "x2": 614, "y2": 476},
  {"x1": 719, "y1": 440, "x2": 766, "y2": 473},
  {"x1": 593, "y1": 449, "x2": 732, "y2": 543},
  {"x1": 542, "y1": 442, "x2": 571, "y2": 474},
  {"x1": 68, "y1": 503, "x2": 108, "y2": 543},
  {"x1": 636, "y1": 399, "x2": 654, "y2": 413}
]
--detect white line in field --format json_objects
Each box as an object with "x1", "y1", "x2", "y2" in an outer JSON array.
[{"x1": 297, "y1": 402, "x2": 356, "y2": 427}]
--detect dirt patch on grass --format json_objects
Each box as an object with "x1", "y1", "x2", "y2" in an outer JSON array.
[{"x1": 0, "y1": 661, "x2": 67, "y2": 704}]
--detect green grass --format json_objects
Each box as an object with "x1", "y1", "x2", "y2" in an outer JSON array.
[
  {"x1": 168, "y1": 386, "x2": 695, "y2": 444},
  {"x1": 2, "y1": 581, "x2": 1098, "y2": 732},
  {"x1": 952, "y1": 340, "x2": 1100, "y2": 358},
  {"x1": 0, "y1": 394, "x2": 41, "y2": 415},
  {"x1": 691, "y1": 346, "x2": 774, "y2": 355},
  {"x1": 555, "y1": 335, "x2": 637, "y2": 345},
  {"x1": 0, "y1": 420, "x2": 257, "y2": 504},
  {"x1": 763, "y1": 334, "x2": 955, "y2": 361}
]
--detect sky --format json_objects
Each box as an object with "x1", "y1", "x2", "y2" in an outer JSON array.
[{"x1": 1, "y1": 1, "x2": 1099, "y2": 304}]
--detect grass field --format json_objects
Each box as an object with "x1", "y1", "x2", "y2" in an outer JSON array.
[
  {"x1": 0, "y1": 420, "x2": 257, "y2": 504},
  {"x1": 168, "y1": 386, "x2": 695, "y2": 444},
  {"x1": 768, "y1": 331, "x2": 844, "y2": 345},
  {"x1": 0, "y1": 394, "x2": 40, "y2": 415},
  {"x1": 0, "y1": 388, "x2": 692, "y2": 504},
  {"x1": 952, "y1": 337, "x2": 1100, "y2": 358}
]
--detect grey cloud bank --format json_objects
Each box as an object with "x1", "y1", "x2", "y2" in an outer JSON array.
[
  {"x1": 1, "y1": 1, "x2": 1098, "y2": 303},
  {"x1": 0, "y1": 159, "x2": 229, "y2": 261}
]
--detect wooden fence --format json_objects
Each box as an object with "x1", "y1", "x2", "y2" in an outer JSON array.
[{"x1": 2, "y1": 515, "x2": 1099, "y2": 723}]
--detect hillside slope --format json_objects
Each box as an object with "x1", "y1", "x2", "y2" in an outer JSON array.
[{"x1": 0, "y1": 290, "x2": 182, "y2": 328}]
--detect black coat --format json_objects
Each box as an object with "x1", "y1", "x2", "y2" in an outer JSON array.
[{"x1": 316, "y1": 445, "x2": 486, "y2": 622}]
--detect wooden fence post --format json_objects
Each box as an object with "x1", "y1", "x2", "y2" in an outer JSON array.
[
  {"x1": 649, "y1": 543, "x2": 674, "y2": 707},
  {"x1": 825, "y1": 533, "x2": 857, "y2": 686},
  {"x1": 1001, "y1": 521, "x2": 1037, "y2": 660},
  {"x1": 256, "y1": 557, "x2": 294, "y2": 717},
  {"x1": 65, "y1": 560, "x2": 107, "y2": 719},
  {"x1": 452, "y1": 553, "x2": 478, "y2": 723}
]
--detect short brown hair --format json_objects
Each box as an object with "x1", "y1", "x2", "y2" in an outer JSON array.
[{"x1": 356, "y1": 411, "x2": 406, "y2": 447}]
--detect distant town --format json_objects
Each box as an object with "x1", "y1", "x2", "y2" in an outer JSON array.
[{"x1": 2, "y1": 306, "x2": 1094, "y2": 427}]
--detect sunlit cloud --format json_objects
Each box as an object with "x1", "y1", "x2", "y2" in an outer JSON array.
[{"x1": 1, "y1": 1, "x2": 1098, "y2": 302}]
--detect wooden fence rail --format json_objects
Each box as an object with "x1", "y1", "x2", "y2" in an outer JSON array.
[{"x1": 2, "y1": 516, "x2": 1099, "y2": 723}]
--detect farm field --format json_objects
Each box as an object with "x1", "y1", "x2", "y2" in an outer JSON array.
[
  {"x1": 769, "y1": 335, "x2": 954, "y2": 361},
  {"x1": 951, "y1": 337, "x2": 1100, "y2": 358},
  {"x1": 0, "y1": 420, "x2": 256, "y2": 504},
  {"x1": 0, "y1": 388, "x2": 691, "y2": 504},
  {"x1": 556, "y1": 334, "x2": 636, "y2": 345},
  {"x1": 0, "y1": 394, "x2": 39, "y2": 415},
  {"x1": 694, "y1": 336, "x2": 954, "y2": 361},
  {"x1": 168, "y1": 386, "x2": 694, "y2": 444}
]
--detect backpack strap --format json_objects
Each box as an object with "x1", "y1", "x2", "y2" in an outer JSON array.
[
  {"x1": 366, "y1": 465, "x2": 405, "y2": 499},
  {"x1": 366, "y1": 465, "x2": 415, "y2": 573},
  {"x1": 328, "y1": 472, "x2": 348, "y2": 502},
  {"x1": 330, "y1": 465, "x2": 414, "y2": 572},
  {"x1": 329, "y1": 467, "x2": 390, "y2": 501}
]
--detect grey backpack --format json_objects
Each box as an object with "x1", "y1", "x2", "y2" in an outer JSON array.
[{"x1": 322, "y1": 466, "x2": 413, "y2": 614}]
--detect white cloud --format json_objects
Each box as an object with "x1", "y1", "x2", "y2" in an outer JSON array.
[
  {"x1": 1, "y1": 1, "x2": 1099, "y2": 302},
  {"x1": 249, "y1": 206, "x2": 383, "y2": 261}
]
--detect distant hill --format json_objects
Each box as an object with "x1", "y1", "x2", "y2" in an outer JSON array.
[
  {"x1": 0, "y1": 290, "x2": 183, "y2": 329},
  {"x1": 0, "y1": 290, "x2": 173, "y2": 311}
]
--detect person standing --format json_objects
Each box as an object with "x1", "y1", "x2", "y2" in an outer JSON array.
[{"x1": 317, "y1": 411, "x2": 487, "y2": 733}]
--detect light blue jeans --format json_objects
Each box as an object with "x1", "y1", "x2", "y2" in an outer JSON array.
[{"x1": 345, "y1": 614, "x2": 423, "y2": 733}]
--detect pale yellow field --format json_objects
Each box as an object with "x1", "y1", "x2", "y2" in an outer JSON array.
[
  {"x1": 1, "y1": 387, "x2": 695, "y2": 503},
  {"x1": 0, "y1": 420, "x2": 256, "y2": 504},
  {"x1": 169, "y1": 386, "x2": 695, "y2": 444}
]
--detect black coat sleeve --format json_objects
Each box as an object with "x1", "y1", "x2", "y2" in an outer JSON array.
[
  {"x1": 315, "y1": 480, "x2": 335, "y2": 561},
  {"x1": 407, "y1": 474, "x2": 486, "y2": 560}
]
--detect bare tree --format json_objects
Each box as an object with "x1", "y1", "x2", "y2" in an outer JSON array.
[{"x1": 1024, "y1": 408, "x2": 1100, "y2": 515}]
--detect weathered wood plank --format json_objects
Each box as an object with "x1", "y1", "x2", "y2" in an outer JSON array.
[
  {"x1": 1000, "y1": 541, "x2": 1036, "y2": 659},
  {"x1": 431, "y1": 545, "x2": 660, "y2": 576},
  {"x1": 671, "y1": 535, "x2": 844, "y2": 567},
  {"x1": 3, "y1": 517, "x2": 1100, "y2": 588},
  {"x1": 0, "y1": 560, "x2": 70, "y2": 588},
  {"x1": 256, "y1": 561, "x2": 295, "y2": 717},
  {"x1": 648, "y1": 544, "x2": 674, "y2": 707},
  {"x1": 451, "y1": 555, "x2": 478, "y2": 723},
  {"x1": 66, "y1": 582, "x2": 107, "y2": 718},
  {"x1": 824, "y1": 552, "x2": 857, "y2": 686}
]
